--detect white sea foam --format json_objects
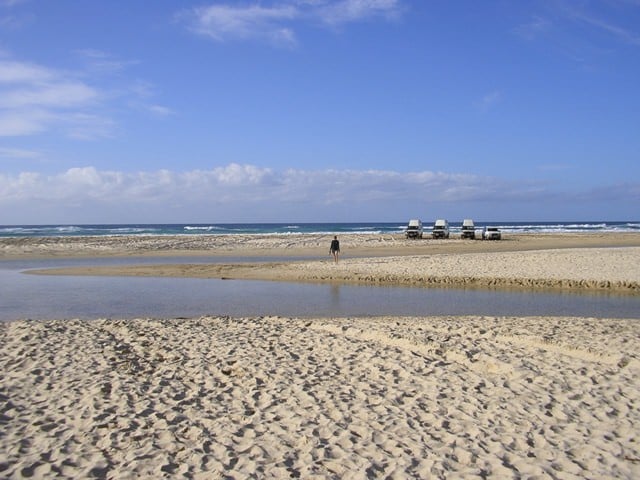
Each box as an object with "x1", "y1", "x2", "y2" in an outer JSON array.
[{"x1": 1, "y1": 221, "x2": 639, "y2": 238}]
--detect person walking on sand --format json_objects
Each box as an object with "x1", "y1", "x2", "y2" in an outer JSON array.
[{"x1": 329, "y1": 235, "x2": 340, "y2": 263}]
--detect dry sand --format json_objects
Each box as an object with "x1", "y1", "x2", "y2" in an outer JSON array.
[
  {"x1": 3, "y1": 232, "x2": 640, "y2": 259},
  {"x1": 2, "y1": 315, "x2": 639, "y2": 479}
]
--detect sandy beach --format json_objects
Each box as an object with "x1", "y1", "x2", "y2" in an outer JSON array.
[
  {"x1": 2, "y1": 232, "x2": 640, "y2": 478},
  {"x1": 2, "y1": 315, "x2": 640, "y2": 479},
  {"x1": 17, "y1": 233, "x2": 640, "y2": 293},
  {"x1": 1, "y1": 232, "x2": 640, "y2": 260}
]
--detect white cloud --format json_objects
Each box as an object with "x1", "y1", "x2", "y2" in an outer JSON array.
[
  {"x1": 0, "y1": 81, "x2": 98, "y2": 109},
  {"x1": 0, "y1": 107, "x2": 55, "y2": 136},
  {"x1": 182, "y1": 4, "x2": 298, "y2": 45},
  {"x1": 0, "y1": 146, "x2": 41, "y2": 159},
  {"x1": 2, "y1": 163, "x2": 637, "y2": 222},
  {"x1": 211, "y1": 163, "x2": 273, "y2": 185},
  {"x1": 144, "y1": 104, "x2": 174, "y2": 117},
  {"x1": 0, "y1": 56, "x2": 171, "y2": 139},
  {"x1": 0, "y1": 163, "x2": 545, "y2": 207},
  {"x1": 0, "y1": 59, "x2": 103, "y2": 137},
  {"x1": 315, "y1": 0, "x2": 402, "y2": 25},
  {"x1": 179, "y1": 0, "x2": 404, "y2": 45},
  {"x1": 0, "y1": 59, "x2": 56, "y2": 84}
]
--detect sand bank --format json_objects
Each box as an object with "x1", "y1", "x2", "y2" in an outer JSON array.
[
  {"x1": 3, "y1": 232, "x2": 640, "y2": 259},
  {"x1": 31, "y1": 246, "x2": 640, "y2": 294},
  {"x1": 1, "y1": 315, "x2": 639, "y2": 479}
]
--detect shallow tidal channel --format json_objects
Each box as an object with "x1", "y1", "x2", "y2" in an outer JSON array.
[{"x1": 1, "y1": 256, "x2": 639, "y2": 321}]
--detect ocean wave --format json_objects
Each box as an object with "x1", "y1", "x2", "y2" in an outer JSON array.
[
  {"x1": 183, "y1": 226, "x2": 226, "y2": 231},
  {"x1": 0, "y1": 226, "x2": 83, "y2": 235},
  {"x1": 101, "y1": 228, "x2": 161, "y2": 234},
  {"x1": 2, "y1": 221, "x2": 638, "y2": 238},
  {"x1": 0, "y1": 227, "x2": 33, "y2": 234},
  {"x1": 55, "y1": 226, "x2": 84, "y2": 233},
  {"x1": 184, "y1": 225, "x2": 265, "y2": 233}
]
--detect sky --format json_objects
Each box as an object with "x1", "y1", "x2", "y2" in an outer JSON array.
[{"x1": 0, "y1": 0, "x2": 639, "y2": 224}]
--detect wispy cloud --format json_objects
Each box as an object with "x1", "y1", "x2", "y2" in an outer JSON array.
[
  {"x1": 0, "y1": 108, "x2": 50, "y2": 136},
  {"x1": 75, "y1": 49, "x2": 139, "y2": 74},
  {"x1": 144, "y1": 104, "x2": 173, "y2": 117},
  {"x1": 0, "y1": 0, "x2": 32, "y2": 30},
  {"x1": 0, "y1": 80, "x2": 99, "y2": 109},
  {"x1": 0, "y1": 0, "x2": 29, "y2": 7},
  {"x1": 182, "y1": 4, "x2": 298, "y2": 46},
  {"x1": 0, "y1": 55, "x2": 171, "y2": 139},
  {"x1": 0, "y1": 59, "x2": 54, "y2": 83},
  {"x1": 0, "y1": 59, "x2": 105, "y2": 138},
  {"x1": 314, "y1": 0, "x2": 402, "y2": 26},
  {"x1": 474, "y1": 90, "x2": 502, "y2": 112},
  {"x1": 515, "y1": 1, "x2": 640, "y2": 55},
  {"x1": 178, "y1": 0, "x2": 404, "y2": 46},
  {"x1": 0, "y1": 146, "x2": 41, "y2": 159},
  {"x1": 514, "y1": 15, "x2": 552, "y2": 41},
  {"x1": 569, "y1": 9, "x2": 640, "y2": 47}
]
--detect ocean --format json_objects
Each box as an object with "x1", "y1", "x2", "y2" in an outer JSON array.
[{"x1": 1, "y1": 221, "x2": 639, "y2": 238}]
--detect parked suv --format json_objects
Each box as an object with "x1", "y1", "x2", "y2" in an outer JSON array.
[
  {"x1": 432, "y1": 219, "x2": 450, "y2": 239},
  {"x1": 405, "y1": 219, "x2": 423, "y2": 239},
  {"x1": 460, "y1": 219, "x2": 475, "y2": 239},
  {"x1": 483, "y1": 226, "x2": 502, "y2": 240}
]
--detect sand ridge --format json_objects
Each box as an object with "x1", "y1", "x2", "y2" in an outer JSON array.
[
  {"x1": 30, "y1": 246, "x2": 640, "y2": 293},
  {"x1": 2, "y1": 315, "x2": 639, "y2": 478}
]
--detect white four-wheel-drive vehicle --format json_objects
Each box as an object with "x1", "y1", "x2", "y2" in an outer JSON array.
[
  {"x1": 405, "y1": 219, "x2": 423, "y2": 238},
  {"x1": 460, "y1": 219, "x2": 475, "y2": 239},
  {"x1": 483, "y1": 226, "x2": 502, "y2": 240},
  {"x1": 432, "y1": 219, "x2": 450, "y2": 239}
]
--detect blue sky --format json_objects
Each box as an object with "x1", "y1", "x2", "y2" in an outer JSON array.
[{"x1": 1, "y1": 0, "x2": 639, "y2": 224}]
